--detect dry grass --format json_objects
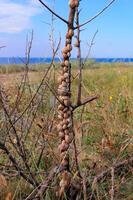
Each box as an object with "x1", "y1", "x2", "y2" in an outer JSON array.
[{"x1": 0, "y1": 64, "x2": 133, "y2": 199}]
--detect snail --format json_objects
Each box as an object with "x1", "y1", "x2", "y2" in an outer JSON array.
[
  {"x1": 75, "y1": 0, "x2": 79, "y2": 7},
  {"x1": 58, "y1": 104, "x2": 64, "y2": 111},
  {"x1": 59, "y1": 131, "x2": 65, "y2": 139},
  {"x1": 60, "y1": 140, "x2": 69, "y2": 152},
  {"x1": 63, "y1": 72, "x2": 69, "y2": 79},
  {"x1": 58, "y1": 114, "x2": 63, "y2": 120},
  {"x1": 62, "y1": 47, "x2": 69, "y2": 54},
  {"x1": 65, "y1": 135, "x2": 72, "y2": 144},
  {"x1": 58, "y1": 109, "x2": 64, "y2": 116},
  {"x1": 63, "y1": 107, "x2": 69, "y2": 113},
  {"x1": 63, "y1": 124, "x2": 68, "y2": 130},
  {"x1": 64, "y1": 99, "x2": 71, "y2": 106},
  {"x1": 66, "y1": 38, "x2": 71, "y2": 44},
  {"x1": 63, "y1": 67, "x2": 69, "y2": 73},
  {"x1": 57, "y1": 124, "x2": 63, "y2": 132},
  {"x1": 64, "y1": 129, "x2": 69, "y2": 135},
  {"x1": 62, "y1": 53, "x2": 68, "y2": 59},
  {"x1": 61, "y1": 96, "x2": 69, "y2": 100},
  {"x1": 61, "y1": 81, "x2": 67, "y2": 87},
  {"x1": 68, "y1": 29, "x2": 74, "y2": 38},
  {"x1": 67, "y1": 44, "x2": 72, "y2": 52},
  {"x1": 63, "y1": 119, "x2": 69, "y2": 125},
  {"x1": 69, "y1": 0, "x2": 76, "y2": 9},
  {"x1": 64, "y1": 60, "x2": 69, "y2": 66},
  {"x1": 58, "y1": 89, "x2": 69, "y2": 96},
  {"x1": 64, "y1": 112, "x2": 69, "y2": 119},
  {"x1": 65, "y1": 78, "x2": 69, "y2": 83},
  {"x1": 58, "y1": 84, "x2": 63, "y2": 89},
  {"x1": 60, "y1": 159, "x2": 68, "y2": 169},
  {"x1": 66, "y1": 121, "x2": 72, "y2": 128}
]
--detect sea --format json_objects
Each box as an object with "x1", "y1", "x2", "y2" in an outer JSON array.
[{"x1": 0, "y1": 57, "x2": 133, "y2": 64}]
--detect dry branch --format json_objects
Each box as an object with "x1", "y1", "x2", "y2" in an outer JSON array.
[{"x1": 74, "y1": 0, "x2": 116, "y2": 29}]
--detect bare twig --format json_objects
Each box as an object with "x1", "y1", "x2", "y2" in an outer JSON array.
[
  {"x1": 83, "y1": 30, "x2": 98, "y2": 66},
  {"x1": 74, "y1": 0, "x2": 116, "y2": 29},
  {"x1": 92, "y1": 156, "x2": 133, "y2": 184},
  {"x1": 73, "y1": 95, "x2": 99, "y2": 110},
  {"x1": 0, "y1": 46, "x2": 6, "y2": 49},
  {"x1": 110, "y1": 167, "x2": 115, "y2": 200},
  {"x1": 75, "y1": 7, "x2": 82, "y2": 106},
  {"x1": 38, "y1": 0, "x2": 68, "y2": 24},
  {"x1": 35, "y1": 166, "x2": 58, "y2": 199}
]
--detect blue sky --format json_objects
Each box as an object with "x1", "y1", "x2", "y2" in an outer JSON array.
[{"x1": 0, "y1": 0, "x2": 133, "y2": 58}]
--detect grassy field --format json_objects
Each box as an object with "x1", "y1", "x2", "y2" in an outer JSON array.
[{"x1": 0, "y1": 63, "x2": 133, "y2": 199}]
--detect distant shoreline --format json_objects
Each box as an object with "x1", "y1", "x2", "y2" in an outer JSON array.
[{"x1": 0, "y1": 57, "x2": 133, "y2": 64}]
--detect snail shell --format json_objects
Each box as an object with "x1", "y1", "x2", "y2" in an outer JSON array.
[
  {"x1": 69, "y1": 0, "x2": 76, "y2": 9},
  {"x1": 61, "y1": 96, "x2": 69, "y2": 100},
  {"x1": 60, "y1": 140, "x2": 69, "y2": 152},
  {"x1": 64, "y1": 60, "x2": 69, "y2": 67},
  {"x1": 63, "y1": 67, "x2": 69, "y2": 73},
  {"x1": 58, "y1": 104, "x2": 64, "y2": 111},
  {"x1": 63, "y1": 124, "x2": 67, "y2": 130},
  {"x1": 63, "y1": 119, "x2": 69, "y2": 125},
  {"x1": 66, "y1": 38, "x2": 71, "y2": 44},
  {"x1": 58, "y1": 89, "x2": 68, "y2": 96},
  {"x1": 62, "y1": 81, "x2": 67, "y2": 87},
  {"x1": 68, "y1": 29, "x2": 74, "y2": 37},
  {"x1": 63, "y1": 107, "x2": 69, "y2": 112},
  {"x1": 66, "y1": 32, "x2": 70, "y2": 39},
  {"x1": 58, "y1": 114, "x2": 63, "y2": 120},
  {"x1": 59, "y1": 131, "x2": 65, "y2": 139},
  {"x1": 65, "y1": 135, "x2": 72, "y2": 144},
  {"x1": 75, "y1": 0, "x2": 79, "y2": 7},
  {"x1": 62, "y1": 53, "x2": 68, "y2": 59},
  {"x1": 67, "y1": 44, "x2": 72, "y2": 52},
  {"x1": 65, "y1": 78, "x2": 69, "y2": 83},
  {"x1": 57, "y1": 124, "x2": 63, "y2": 131},
  {"x1": 58, "y1": 84, "x2": 63, "y2": 89},
  {"x1": 62, "y1": 47, "x2": 68, "y2": 54},
  {"x1": 64, "y1": 99, "x2": 71, "y2": 106},
  {"x1": 60, "y1": 159, "x2": 68, "y2": 169},
  {"x1": 64, "y1": 129, "x2": 69, "y2": 135},
  {"x1": 67, "y1": 121, "x2": 72, "y2": 128},
  {"x1": 64, "y1": 113, "x2": 69, "y2": 119},
  {"x1": 58, "y1": 110, "x2": 64, "y2": 117},
  {"x1": 64, "y1": 72, "x2": 69, "y2": 79}
]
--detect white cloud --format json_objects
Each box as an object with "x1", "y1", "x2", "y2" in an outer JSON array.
[{"x1": 0, "y1": 0, "x2": 41, "y2": 33}]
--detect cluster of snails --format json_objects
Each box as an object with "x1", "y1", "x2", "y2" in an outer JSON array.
[
  {"x1": 57, "y1": 1, "x2": 79, "y2": 196},
  {"x1": 57, "y1": 29, "x2": 73, "y2": 194},
  {"x1": 57, "y1": 28, "x2": 74, "y2": 171}
]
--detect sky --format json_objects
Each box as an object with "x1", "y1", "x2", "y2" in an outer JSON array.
[{"x1": 0, "y1": 0, "x2": 133, "y2": 58}]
